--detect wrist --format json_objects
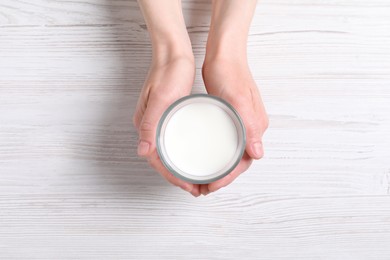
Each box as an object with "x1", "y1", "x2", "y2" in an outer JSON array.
[
  {"x1": 205, "y1": 0, "x2": 256, "y2": 65},
  {"x1": 150, "y1": 32, "x2": 194, "y2": 66},
  {"x1": 204, "y1": 30, "x2": 248, "y2": 65}
]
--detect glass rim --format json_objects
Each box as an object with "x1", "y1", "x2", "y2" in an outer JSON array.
[{"x1": 156, "y1": 93, "x2": 246, "y2": 184}]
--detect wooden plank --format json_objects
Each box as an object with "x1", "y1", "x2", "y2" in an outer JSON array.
[{"x1": 1, "y1": 194, "x2": 390, "y2": 259}]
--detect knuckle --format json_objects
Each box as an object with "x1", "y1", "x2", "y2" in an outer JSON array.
[
  {"x1": 163, "y1": 173, "x2": 179, "y2": 187},
  {"x1": 247, "y1": 121, "x2": 262, "y2": 136},
  {"x1": 140, "y1": 121, "x2": 154, "y2": 132},
  {"x1": 149, "y1": 91, "x2": 174, "y2": 104},
  {"x1": 133, "y1": 114, "x2": 139, "y2": 129}
]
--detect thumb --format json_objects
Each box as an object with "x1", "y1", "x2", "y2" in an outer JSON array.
[
  {"x1": 137, "y1": 99, "x2": 168, "y2": 157},
  {"x1": 244, "y1": 115, "x2": 268, "y2": 160}
]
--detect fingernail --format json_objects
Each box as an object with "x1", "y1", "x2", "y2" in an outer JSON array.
[
  {"x1": 252, "y1": 142, "x2": 263, "y2": 159},
  {"x1": 137, "y1": 140, "x2": 150, "y2": 156}
]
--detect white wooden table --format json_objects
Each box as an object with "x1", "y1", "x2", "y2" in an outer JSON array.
[{"x1": 1, "y1": 0, "x2": 390, "y2": 259}]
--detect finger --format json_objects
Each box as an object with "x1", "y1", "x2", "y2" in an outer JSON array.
[
  {"x1": 243, "y1": 110, "x2": 268, "y2": 159},
  {"x1": 149, "y1": 151, "x2": 200, "y2": 197},
  {"x1": 230, "y1": 90, "x2": 268, "y2": 160},
  {"x1": 133, "y1": 107, "x2": 143, "y2": 131},
  {"x1": 137, "y1": 96, "x2": 172, "y2": 157},
  {"x1": 207, "y1": 152, "x2": 253, "y2": 193},
  {"x1": 239, "y1": 104, "x2": 268, "y2": 159},
  {"x1": 192, "y1": 184, "x2": 201, "y2": 197},
  {"x1": 133, "y1": 92, "x2": 148, "y2": 131},
  {"x1": 200, "y1": 184, "x2": 210, "y2": 196}
]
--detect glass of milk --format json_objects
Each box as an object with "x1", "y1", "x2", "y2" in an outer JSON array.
[{"x1": 156, "y1": 94, "x2": 246, "y2": 184}]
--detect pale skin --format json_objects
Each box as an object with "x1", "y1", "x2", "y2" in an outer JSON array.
[{"x1": 134, "y1": 0, "x2": 269, "y2": 197}]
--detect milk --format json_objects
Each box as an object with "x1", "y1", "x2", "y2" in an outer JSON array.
[{"x1": 164, "y1": 102, "x2": 239, "y2": 177}]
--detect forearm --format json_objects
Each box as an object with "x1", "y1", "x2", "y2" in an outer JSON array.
[
  {"x1": 137, "y1": 0, "x2": 193, "y2": 62},
  {"x1": 206, "y1": 0, "x2": 257, "y2": 61}
]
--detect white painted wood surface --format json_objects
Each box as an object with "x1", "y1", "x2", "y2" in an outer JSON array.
[{"x1": 1, "y1": 0, "x2": 390, "y2": 259}]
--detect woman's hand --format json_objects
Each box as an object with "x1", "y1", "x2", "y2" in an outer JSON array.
[
  {"x1": 201, "y1": 57, "x2": 269, "y2": 195},
  {"x1": 199, "y1": 0, "x2": 268, "y2": 195},
  {"x1": 135, "y1": 0, "x2": 201, "y2": 196}
]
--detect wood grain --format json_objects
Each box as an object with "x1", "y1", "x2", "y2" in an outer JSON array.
[{"x1": 1, "y1": 0, "x2": 390, "y2": 259}]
